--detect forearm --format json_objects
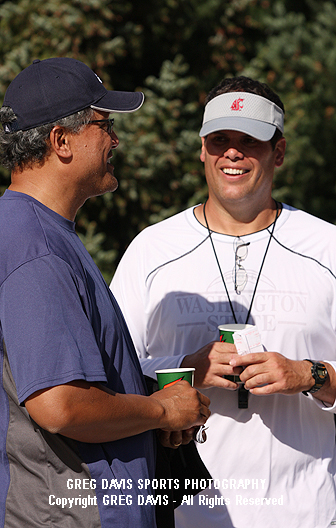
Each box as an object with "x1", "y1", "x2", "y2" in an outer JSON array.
[
  {"x1": 25, "y1": 382, "x2": 163, "y2": 442},
  {"x1": 25, "y1": 380, "x2": 210, "y2": 443}
]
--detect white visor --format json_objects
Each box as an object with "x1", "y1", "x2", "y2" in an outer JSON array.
[{"x1": 199, "y1": 92, "x2": 284, "y2": 141}]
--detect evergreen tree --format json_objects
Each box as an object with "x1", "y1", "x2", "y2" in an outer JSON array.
[
  {"x1": 242, "y1": 0, "x2": 336, "y2": 222},
  {"x1": 1, "y1": 0, "x2": 336, "y2": 281}
]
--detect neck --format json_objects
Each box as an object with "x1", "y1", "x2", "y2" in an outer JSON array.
[
  {"x1": 194, "y1": 197, "x2": 279, "y2": 236},
  {"x1": 9, "y1": 166, "x2": 83, "y2": 222}
]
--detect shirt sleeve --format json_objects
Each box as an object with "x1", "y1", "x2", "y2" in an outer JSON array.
[{"x1": 0, "y1": 255, "x2": 107, "y2": 403}]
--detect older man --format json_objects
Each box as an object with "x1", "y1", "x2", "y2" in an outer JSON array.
[{"x1": 0, "y1": 57, "x2": 210, "y2": 528}]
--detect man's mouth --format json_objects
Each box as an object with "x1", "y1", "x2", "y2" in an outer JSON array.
[{"x1": 222, "y1": 168, "x2": 248, "y2": 175}]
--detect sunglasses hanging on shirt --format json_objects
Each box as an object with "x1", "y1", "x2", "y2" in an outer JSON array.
[{"x1": 203, "y1": 200, "x2": 281, "y2": 408}]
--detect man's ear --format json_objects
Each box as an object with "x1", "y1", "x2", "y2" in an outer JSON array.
[
  {"x1": 200, "y1": 137, "x2": 206, "y2": 163},
  {"x1": 49, "y1": 126, "x2": 72, "y2": 159},
  {"x1": 274, "y1": 137, "x2": 286, "y2": 167}
]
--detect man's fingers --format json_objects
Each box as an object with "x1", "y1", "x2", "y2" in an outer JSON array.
[
  {"x1": 229, "y1": 352, "x2": 266, "y2": 368},
  {"x1": 198, "y1": 391, "x2": 211, "y2": 407},
  {"x1": 169, "y1": 431, "x2": 183, "y2": 447}
]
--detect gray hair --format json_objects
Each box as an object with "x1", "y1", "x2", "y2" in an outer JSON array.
[{"x1": 0, "y1": 106, "x2": 95, "y2": 171}]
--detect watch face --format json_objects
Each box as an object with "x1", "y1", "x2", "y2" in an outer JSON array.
[
  {"x1": 303, "y1": 360, "x2": 328, "y2": 395},
  {"x1": 315, "y1": 363, "x2": 328, "y2": 381}
]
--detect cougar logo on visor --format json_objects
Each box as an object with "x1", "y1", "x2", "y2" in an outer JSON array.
[{"x1": 231, "y1": 98, "x2": 244, "y2": 111}]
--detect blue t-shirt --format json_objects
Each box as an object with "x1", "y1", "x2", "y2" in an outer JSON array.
[{"x1": 0, "y1": 190, "x2": 156, "y2": 528}]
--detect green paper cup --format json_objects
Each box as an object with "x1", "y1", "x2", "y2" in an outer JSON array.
[
  {"x1": 218, "y1": 324, "x2": 254, "y2": 383},
  {"x1": 155, "y1": 368, "x2": 195, "y2": 390}
]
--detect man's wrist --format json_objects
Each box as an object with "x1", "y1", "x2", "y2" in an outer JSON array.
[{"x1": 302, "y1": 360, "x2": 329, "y2": 396}]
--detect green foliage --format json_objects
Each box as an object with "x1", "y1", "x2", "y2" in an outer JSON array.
[
  {"x1": 1, "y1": 0, "x2": 336, "y2": 282},
  {"x1": 242, "y1": 0, "x2": 336, "y2": 222},
  {"x1": 0, "y1": 0, "x2": 126, "y2": 89}
]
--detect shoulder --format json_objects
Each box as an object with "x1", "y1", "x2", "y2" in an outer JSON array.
[
  {"x1": 112, "y1": 205, "x2": 208, "y2": 288},
  {"x1": 0, "y1": 193, "x2": 49, "y2": 278},
  {"x1": 0, "y1": 191, "x2": 79, "y2": 285},
  {"x1": 132, "y1": 205, "x2": 203, "y2": 246},
  {"x1": 120, "y1": 205, "x2": 206, "y2": 266},
  {"x1": 281, "y1": 204, "x2": 336, "y2": 239},
  {"x1": 278, "y1": 204, "x2": 336, "y2": 268}
]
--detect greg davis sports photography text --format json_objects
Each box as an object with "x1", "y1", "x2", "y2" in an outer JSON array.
[{"x1": 47, "y1": 478, "x2": 285, "y2": 509}]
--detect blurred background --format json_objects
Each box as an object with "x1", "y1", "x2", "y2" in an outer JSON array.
[{"x1": 1, "y1": 0, "x2": 336, "y2": 282}]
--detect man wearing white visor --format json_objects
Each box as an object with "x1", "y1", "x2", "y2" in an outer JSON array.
[{"x1": 111, "y1": 76, "x2": 336, "y2": 528}]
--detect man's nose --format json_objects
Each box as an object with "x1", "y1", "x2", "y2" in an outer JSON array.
[
  {"x1": 224, "y1": 146, "x2": 244, "y2": 161},
  {"x1": 111, "y1": 131, "x2": 119, "y2": 148}
]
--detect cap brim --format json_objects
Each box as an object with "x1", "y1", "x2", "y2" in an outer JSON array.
[
  {"x1": 91, "y1": 90, "x2": 144, "y2": 113},
  {"x1": 199, "y1": 117, "x2": 277, "y2": 141}
]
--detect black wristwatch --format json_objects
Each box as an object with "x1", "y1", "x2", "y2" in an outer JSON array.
[{"x1": 302, "y1": 359, "x2": 328, "y2": 396}]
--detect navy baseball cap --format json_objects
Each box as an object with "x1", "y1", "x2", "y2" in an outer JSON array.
[{"x1": 2, "y1": 57, "x2": 144, "y2": 133}]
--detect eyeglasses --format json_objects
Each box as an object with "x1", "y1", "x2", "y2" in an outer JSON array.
[
  {"x1": 233, "y1": 237, "x2": 250, "y2": 294},
  {"x1": 87, "y1": 118, "x2": 114, "y2": 135}
]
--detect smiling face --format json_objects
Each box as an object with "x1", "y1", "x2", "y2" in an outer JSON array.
[
  {"x1": 200, "y1": 130, "x2": 286, "y2": 215},
  {"x1": 70, "y1": 110, "x2": 120, "y2": 200}
]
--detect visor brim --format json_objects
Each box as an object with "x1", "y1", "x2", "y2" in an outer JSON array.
[{"x1": 199, "y1": 117, "x2": 277, "y2": 141}]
